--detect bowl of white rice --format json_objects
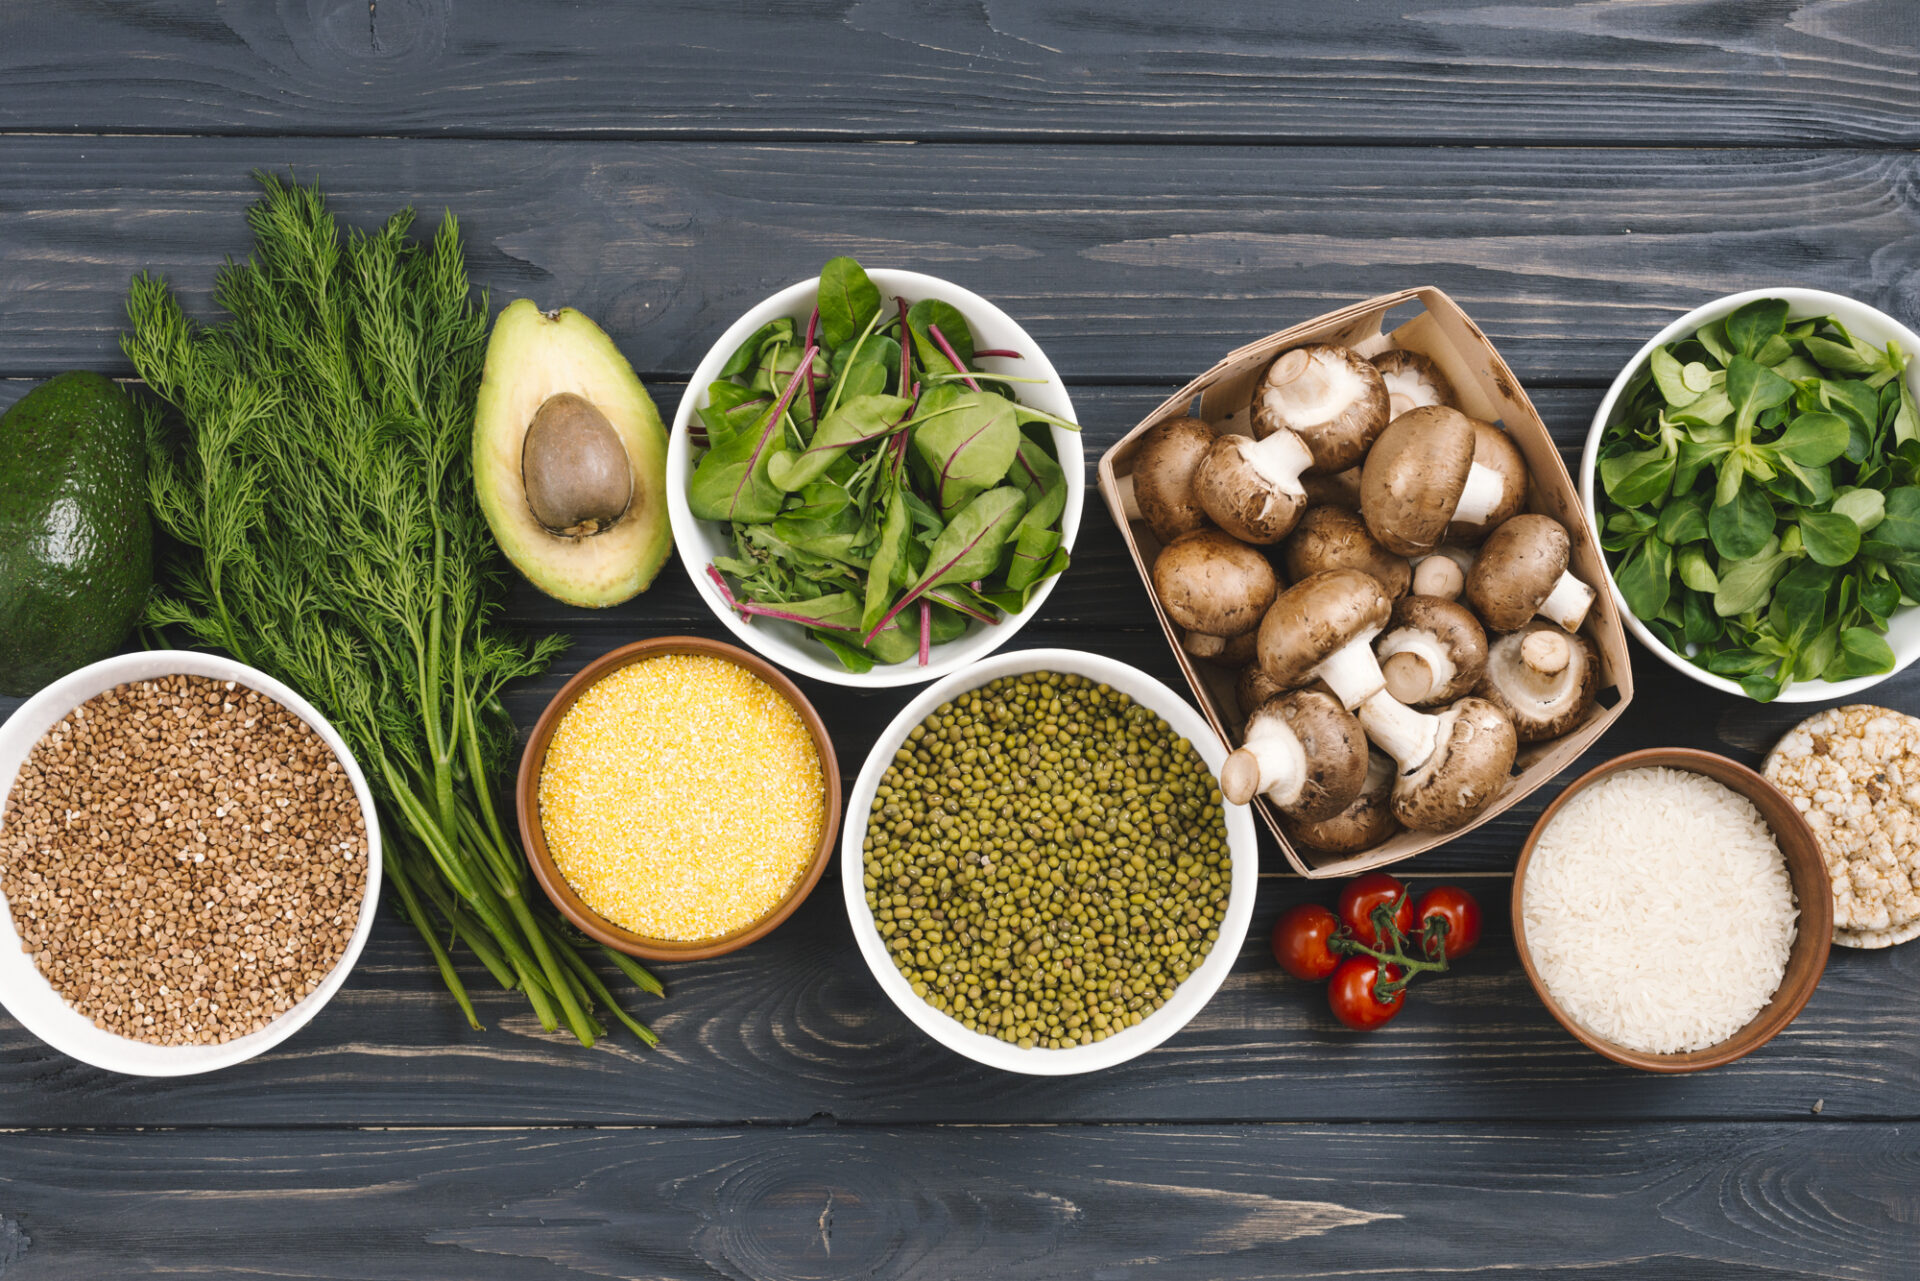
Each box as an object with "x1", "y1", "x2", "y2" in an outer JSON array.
[{"x1": 1513, "y1": 748, "x2": 1833, "y2": 1072}]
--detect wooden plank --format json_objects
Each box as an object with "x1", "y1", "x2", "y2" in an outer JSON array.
[
  {"x1": 2, "y1": 138, "x2": 1917, "y2": 384},
  {"x1": 2, "y1": 866, "x2": 1914, "y2": 1129},
  {"x1": 3, "y1": 1, "x2": 1917, "y2": 145},
  {"x1": 0, "y1": 1123, "x2": 1913, "y2": 1279}
]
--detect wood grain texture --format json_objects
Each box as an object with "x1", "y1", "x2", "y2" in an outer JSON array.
[
  {"x1": 2, "y1": 139, "x2": 1918, "y2": 383},
  {"x1": 1, "y1": 866, "x2": 1915, "y2": 1130},
  {"x1": 2, "y1": 1, "x2": 1918, "y2": 145},
  {"x1": 1, "y1": 1124, "x2": 1915, "y2": 1280}
]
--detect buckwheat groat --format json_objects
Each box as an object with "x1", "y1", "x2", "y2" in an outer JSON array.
[
  {"x1": 0, "y1": 675, "x2": 368, "y2": 1043},
  {"x1": 1764, "y1": 704, "x2": 1920, "y2": 947}
]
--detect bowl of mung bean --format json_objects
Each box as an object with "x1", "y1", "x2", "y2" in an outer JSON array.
[
  {"x1": 0, "y1": 650, "x2": 382, "y2": 1076},
  {"x1": 843, "y1": 647, "x2": 1258, "y2": 1074},
  {"x1": 519, "y1": 636, "x2": 841, "y2": 962}
]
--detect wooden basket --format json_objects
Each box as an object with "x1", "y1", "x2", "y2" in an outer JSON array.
[{"x1": 1097, "y1": 287, "x2": 1634, "y2": 877}]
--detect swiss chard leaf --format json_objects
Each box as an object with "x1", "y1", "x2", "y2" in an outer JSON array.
[
  {"x1": 911, "y1": 390, "x2": 1021, "y2": 516},
  {"x1": 906, "y1": 299, "x2": 976, "y2": 378},
  {"x1": 767, "y1": 393, "x2": 914, "y2": 492},
  {"x1": 720, "y1": 318, "x2": 794, "y2": 380},
  {"x1": 817, "y1": 257, "x2": 883, "y2": 349}
]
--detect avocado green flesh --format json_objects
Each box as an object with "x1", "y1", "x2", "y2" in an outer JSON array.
[
  {"x1": 472, "y1": 300, "x2": 671, "y2": 609},
  {"x1": 0, "y1": 372, "x2": 153, "y2": 696}
]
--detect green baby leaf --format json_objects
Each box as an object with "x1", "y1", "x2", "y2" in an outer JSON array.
[
  {"x1": 1825, "y1": 626, "x2": 1897, "y2": 681},
  {"x1": 1615, "y1": 536, "x2": 1674, "y2": 620},
  {"x1": 1799, "y1": 509, "x2": 1862, "y2": 566},
  {"x1": 1767, "y1": 411, "x2": 1851, "y2": 466},
  {"x1": 906, "y1": 299, "x2": 976, "y2": 378},
  {"x1": 911, "y1": 390, "x2": 1021, "y2": 516},
  {"x1": 862, "y1": 484, "x2": 912, "y2": 635},
  {"x1": 817, "y1": 257, "x2": 883, "y2": 349},
  {"x1": 1713, "y1": 534, "x2": 1792, "y2": 617},
  {"x1": 1677, "y1": 544, "x2": 1719, "y2": 592},
  {"x1": 768, "y1": 393, "x2": 914, "y2": 492},
  {"x1": 1709, "y1": 479, "x2": 1775, "y2": 560},
  {"x1": 1600, "y1": 444, "x2": 1676, "y2": 507},
  {"x1": 1726, "y1": 298, "x2": 1789, "y2": 358},
  {"x1": 1832, "y1": 486, "x2": 1886, "y2": 532},
  {"x1": 720, "y1": 318, "x2": 794, "y2": 380},
  {"x1": 1861, "y1": 486, "x2": 1920, "y2": 598}
]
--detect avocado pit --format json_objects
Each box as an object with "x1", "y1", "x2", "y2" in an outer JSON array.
[{"x1": 521, "y1": 392, "x2": 634, "y2": 538}]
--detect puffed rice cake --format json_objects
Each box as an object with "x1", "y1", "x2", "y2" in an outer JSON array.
[{"x1": 1764, "y1": 704, "x2": 1920, "y2": 949}]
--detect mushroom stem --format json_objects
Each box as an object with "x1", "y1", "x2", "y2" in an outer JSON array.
[
  {"x1": 1245, "y1": 429, "x2": 1313, "y2": 496},
  {"x1": 1357, "y1": 691, "x2": 1441, "y2": 776},
  {"x1": 1379, "y1": 633, "x2": 1454, "y2": 705},
  {"x1": 1521, "y1": 627, "x2": 1570, "y2": 679},
  {"x1": 1411, "y1": 554, "x2": 1465, "y2": 600},
  {"x1": 1450, "y1": 460, "x2": 1508, "y2": 529},
  {"x1": 1183, "y1": 631, "x2": 1227, "y2": 659},
  {"x1": 1539, "y1": 572, "x2": 1596, "y2": 631},
  {"x1": 1314, "y1": 631, "x2": 1387, "y2": 709},
  {"x1": 1220, "y1": 718, "x2": 1308, "y2": 808}
]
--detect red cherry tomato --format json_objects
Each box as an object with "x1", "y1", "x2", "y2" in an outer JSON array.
[
  {"x1": 1271, "y1": 904, "x2": 1341, "y2": 981},
  {"x1": 1327, "y1": 957, "x2": 1405, "y2": 1030},
  {"x1": 1337, "y1": 873, "x2": 1413, "y2": 949},
  {"x1": 1415, "y1": 885, "x2": 1483, "y2": 961}
]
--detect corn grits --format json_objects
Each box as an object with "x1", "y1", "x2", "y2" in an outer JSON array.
[{"x1": 538, "y1": 653, "x2": 824, "y2": 942}]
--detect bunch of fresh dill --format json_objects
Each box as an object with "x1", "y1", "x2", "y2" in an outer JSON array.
[{"x1": 124, "y1": 173, "x2": 658, "y2": 1046}]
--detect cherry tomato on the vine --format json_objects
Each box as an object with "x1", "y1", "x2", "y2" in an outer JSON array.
[
  {"x1": 1337, "y1": 872, "x2": 1412, "y2": 949},
  {"x1": 1415, "y1": 885, "x2": 1482, "y2": 961},
  {"x1": 1327, "y1": 957, "x2": 1405, "y2": 1030},
  {"x1": 1271, "y1": 903, "x2": 1341, "y2": 981}
]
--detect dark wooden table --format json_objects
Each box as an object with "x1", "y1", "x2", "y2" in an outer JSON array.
[{"x1": 4, "y1": 4, "x2": 1920, "y2": 1277}]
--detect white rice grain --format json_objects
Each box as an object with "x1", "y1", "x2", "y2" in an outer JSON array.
[{"x1": 1521, "y1": 766, "x2": 1796, "y2": 1055}]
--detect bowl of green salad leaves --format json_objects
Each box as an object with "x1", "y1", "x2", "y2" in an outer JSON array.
[
  {"x1": 1582, "y1": 287, "x2": 1920, "y2": 702},
  {"x1": 668, "y1": 260, "x2": 1082, "y2": 687}
]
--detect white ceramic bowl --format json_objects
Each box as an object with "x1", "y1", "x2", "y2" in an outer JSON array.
[
  {"x1": 0, "y1": 651, "x2": 383, "y2": 1075},
  {"x1": 667, "y1": 269, "x2": 1084, "y2": 688},
  {"x1": 841, "y1": 647, "x2": 1257, "y2": 1075},
  {"x1": 1581, "y1": 287, "x2": 1920, "y2": 702}
]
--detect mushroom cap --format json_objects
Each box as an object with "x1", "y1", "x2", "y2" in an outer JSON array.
[
  {"x1": 1377, "y1": 595, "x2": 1489, "y2": 707},
  {"x1": 1152, "y1": 528, "x2": 1279, "y2": 640},
  {"x1": 1256, "y1": 568, "x2": 1392, "y2": 691},
  {"x1": 1261, "y1": 689, "x2": 1370, "y2": 822},
  {"x1": 1235, "y1": 662, "x2": 1286, "y2": 726},
  {"x1": 1463, "y1": 514, "x2": 1573, "y2": 632},
  {"x1": 1131, "y1": 416, "x2": 1217, "y2": 543},
  {"x1": 1478, "y1": 621, "x2": 1597, "y2": 743},
  {"x1": 1445, "y1": 419, "x2": 1530, "y2": 544},
  {"x1": 1390, "y1": 696, "x2": 1517, "y2": 832},
  {"x1": 1251, "y1": 344, "x2": 1390, "y2": 473},
  {"x1": 1188, "y1": 626, "x2": 1260, "y2": 668},
  {"x1": 1192, "y1": 434, "x2": 1308, "y2": 545},
  {"x1": 1284, "y1": 750, "x2": 1400, "y2": 855},
  {"x1": 1371, "y1": 349, "x2": 1457, "y2": 417},
  {"x1": 1359, "y1": 405, "x2": 1477, "y2": 557},
  {"x1": 1283, "y1": 505, "x2": 1412, "y2": 600},
  {"x1": 1300, "y1": 466, "x2": 1363, "y2": 510}
]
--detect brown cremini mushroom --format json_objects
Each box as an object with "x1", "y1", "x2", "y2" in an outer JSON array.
[
  {"x1": 1371, "y1": 349, "x2": 1457, "y2": 417},
  {"x1": 1193, "y1": 627, "x2": 1260, "y2": 668},
  {"x1": 1236, "y1": 662, "x2": 1285, "y2": 723},
  {"x1": 1131, "y1": 417, "x2": 1217, "y2": 543},
  {"x1": 1463, "y1": 514, "x2": 1597, "y2": 633},
  {"x1": 1478, "y1": 621, "x2": 1598, "y2": 742},
  {"x1": 1255, "y1": 569, "x2": 1393, "y2": 709},
  {"x1": 1192, "y1": 428, "x2": 1314, "y2": 544},
  {"x1": 1445, "y1": 419, "x2": 1529, "y2": 544},
  {"x1": 1410, "y1": 545, "x2": 1476, "y2": 601},
  {"x1": 1284, "y1": 750, "x2": 1401, "y2": 855},
  {"x1": 1355, "y1": 692, "x2": 1518, "y2": 832},
  {"x1": 1301, "y1": 466, "x2": 1363, "y2": 510},
  {"x1": 1359, "y1": 406, "x2": 1526, "y2": 558},
  {"x1": 1152, "y1": 529, "x2": 1279, "y2": 658},
  {"x1": 1376, "y1": 596, "x2": 1488, "y2": 707},
  {"x1": 1252, "y1": 345, "x2": 1391, "y2": 473},
  {"x1": 1220, "y1": 690, "x2": 1368, "y2": 820},
  {"x1": 1283, "y1": 506, "x2": 1411, "y2": 600}
]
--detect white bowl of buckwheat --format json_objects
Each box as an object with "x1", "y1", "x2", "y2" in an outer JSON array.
[{"x1": 0, "y1": 650, "x2": 381, "y2": 1076}]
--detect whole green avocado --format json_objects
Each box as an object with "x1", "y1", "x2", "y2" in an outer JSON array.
[{"x1": 0, "y1": 372, "x2": 152, "y2": 696}]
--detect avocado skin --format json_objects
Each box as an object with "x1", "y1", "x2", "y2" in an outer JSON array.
[{"x1": 0, "y1": 372, "x2": 153, "y2": 696}]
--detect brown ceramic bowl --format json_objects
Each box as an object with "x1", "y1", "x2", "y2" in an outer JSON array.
[
  {"x1": 517, "y1": 636, "x2": 842, "y2": 962},
  {"x1": 1511, "y1": 747, "x2": 1832, "y2": 1073}
]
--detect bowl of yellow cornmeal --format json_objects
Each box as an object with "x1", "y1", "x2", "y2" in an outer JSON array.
[{"x1": 518, "y1": 637, "x2": 841, "y2": 960}]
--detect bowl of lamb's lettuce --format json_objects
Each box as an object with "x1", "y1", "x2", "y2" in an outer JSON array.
[
  {"x1": 1581, "y1": 288, "x2": 1920, "y2": 702},
  {"x1": 668, "y1": 260, "x2": 1083, "y2": 687}
]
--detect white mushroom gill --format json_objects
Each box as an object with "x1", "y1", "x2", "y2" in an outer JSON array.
[
  {"x1": 1380, "y1": 366, "x2": 1445, "y2": 417},
  {"x1": 1263, "y1": 349, "x2": 1372, "y2": 429}
]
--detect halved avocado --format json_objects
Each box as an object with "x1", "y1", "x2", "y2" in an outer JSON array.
[{"x1": 473, "y1": 301, "x2": 670, "y2": 608}]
